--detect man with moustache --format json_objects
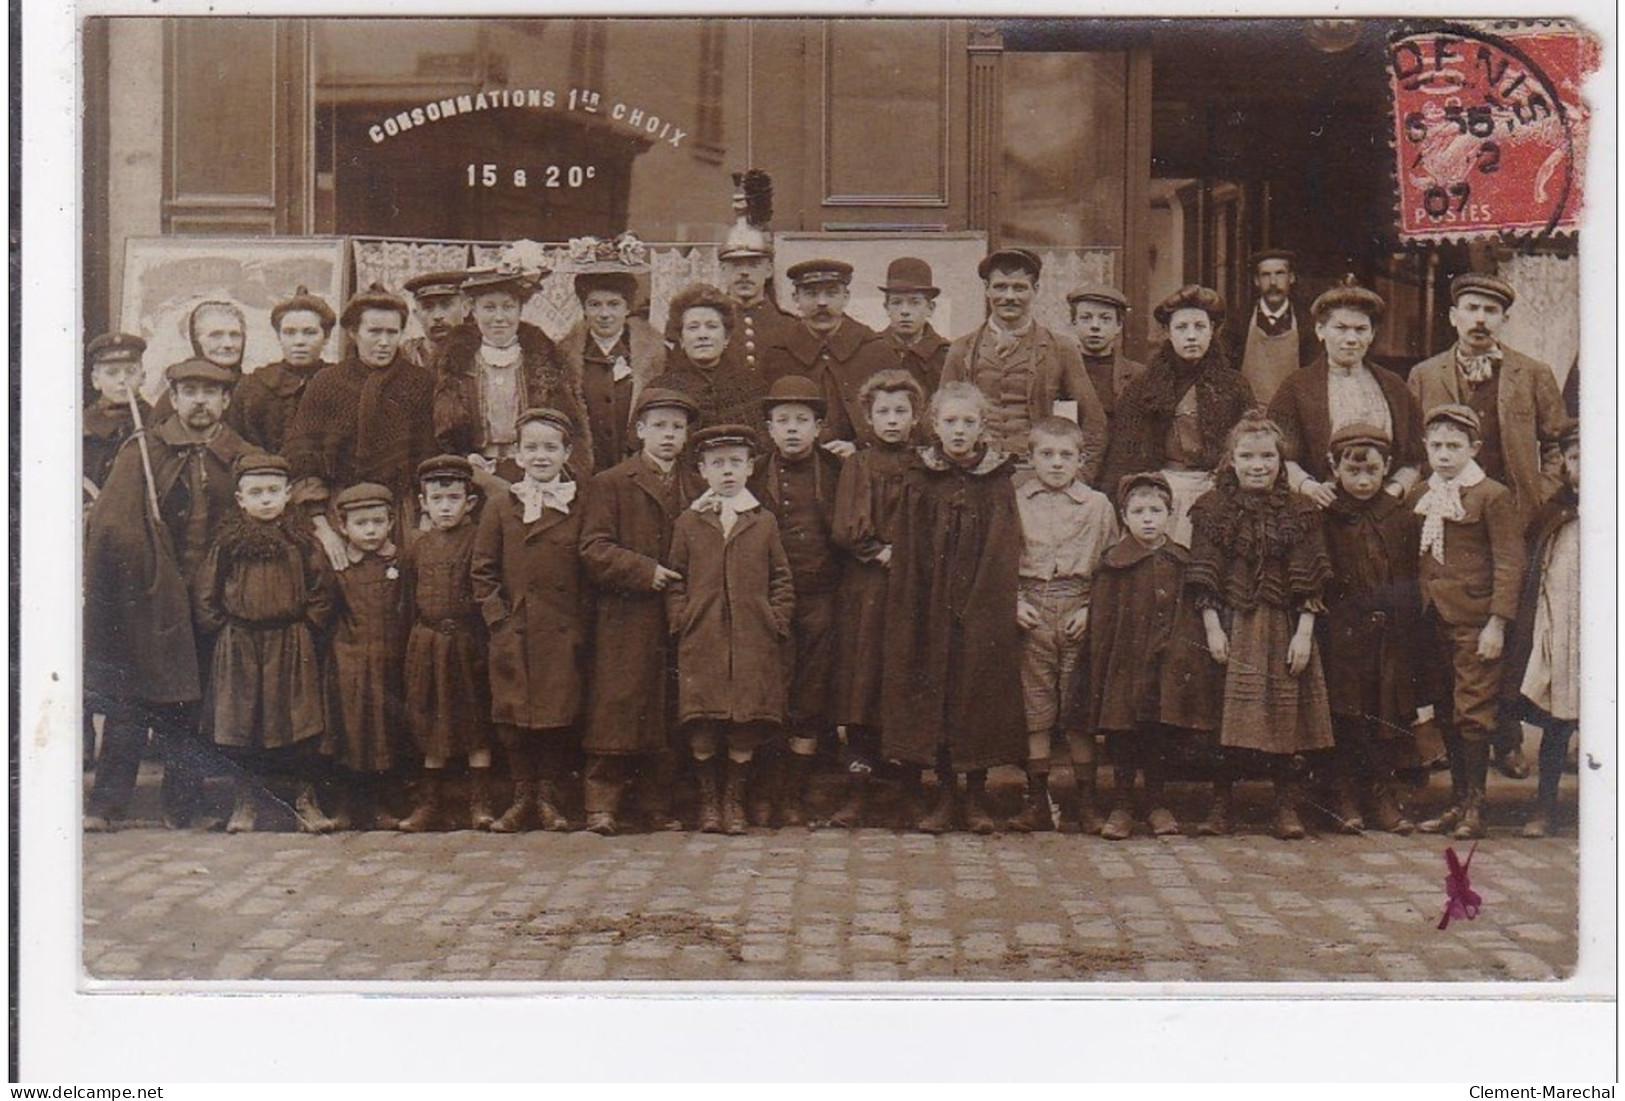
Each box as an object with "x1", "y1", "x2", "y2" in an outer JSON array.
[
  {"x1": 718, "y1": 224, "x2": 798, "y2": 378},
  {"x1": 284, "y1": 283, "x2": 438, "y2": 568},
  {"x1": 225, "y1": 286, "x2": 337, "y2": 453},
  {"x1": 760, "y1": 259, "x2": 896, "y2": 456},
  {"x1": 878, "y1": 257, "x2": 949, "y2": 398},
  {"x1": 1409, "y1": 272, "x2": 1569, "y2": 781},
  {"x1": 84, "y1": 358, "x2": 254, "y2": 830},
  {"x1": 1226, "y1": 248, "x2": 1320, "y2": 406},
  {"x1": 943, "y1": 248, "x2": 1107, "y2": 479},
  {"x1": 400, "y1": 271, "x2": 470, "y2": 370}
]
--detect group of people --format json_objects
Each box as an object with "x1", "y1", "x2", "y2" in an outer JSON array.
[{"x1": 81, "y1": 230, "x2": 1581, "y2": 843}]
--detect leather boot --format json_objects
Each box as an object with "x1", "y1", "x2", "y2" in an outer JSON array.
[
  {"x1": 917, "y1": 772, "x2": 955, "y2": 834},
  {"x1": 1273, "y1": 779, "x2": 1307, "y2": 840},
  {"x1": 1196, "y1": 781, "x2": 1233, "y2": 837},
  {"x1": 827, "y1": 774, "x2": 869, "y2": 829},
  {"x1": 1073, "y1": 761, "x2": 1105, "y2": 835},
  {"x1": 1419, "y1": 734, "x2": 1468, "y2": 834},
  {"x1": 490, "y1": 779, "x2": 538, "y2": 834},
  {"x1": 1453, "y1": 740, "x2": 1489, "y2": 840},
  {"x1": 360, "y1": 775, "x2": 400, "y2": 831},
  {"x1": 695, "y1": 760, "x2": 724, "y2": 834},
  {"x1": 398, "y1": 772, "x2": 444, "y2": 833},
  {"x1": 1368, "y1": 740, "x2": 1414, "y2": 835},
  {"x1": 468, "y1": 767, "x2": 496, "y2": 831},
  {"x1": 1144, "y1": 774, "x2": 1180, "y2": 836},
  {"x1": 722, "y1": 759, "x2": 750, "y2": 835},
  {"x1": 294, "y1": 781, "x2": 338, "y2": 834},
  {"x1": 535, "y1": 780, "x2": 571, "y2": 832},
  {"x1": 1493, "y1": 710, "x2": 1531, "y2": 779},
  {"x1": 748, "y1": 753, "x2": 779, "y2": 828},
  {"x1": 225, "y1": 779, "x2": 257, "y2": 834},
  {"x1": 1007, "y1": 770, "x2": 1054, "y2": 833},
  {"x1": 1100, "y1": 765, "x2": 1136, "y2": 840},
  {"x1": 962, "y1": 771, "x2": 997, "y2": 835},
  {"x1": 779, "y1": 752, "x2": 813, "y2": 829}
]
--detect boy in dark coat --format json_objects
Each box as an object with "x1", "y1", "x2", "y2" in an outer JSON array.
[
  {"x1": 398, "y1": 455, "x2": 494, "y2": 832},
  {"x1": 192, "y1": 453, "x2": 335, "y2": 833},
  {"x1": 578, "y1": 389, "x2": 705, "y2": 835},
  {"x1": 322, "y1": 482, "x2": 408, "y2": 830},
  {"x1": 880, "y1": 382, "x2": 1026, "y2": 834},
  {"x1": 1087, "y1": 472, "x2": 1219, "y2": 839},
  {"x1": 666, "y1": 425, "x2": 796, "y2": 835},
  {"x1": 472, "y1": 408, "x2": 590, "y2": 833},
  {"x1": 748, "y1": 374, "x2": 844, "y2": 828},
  {"x1": 1408, "y1": 404, "x2": 1526, "y2": 840},
  {"x1": 1317, "y1": 423, "x2": 1422, "y2": 835}
]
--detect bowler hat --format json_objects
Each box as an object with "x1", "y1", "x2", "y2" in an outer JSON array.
[
  {"x1": 1153, "y1": 285, "x2": 1227, "y2": 329},
  {"x1": 334, "y1": 482, "x2": 396, "y2": 513},
  {"x1": 633, "y1": 387, "x2": 700, "y2": 423},
  {"x1": 879, "y1": 257, "x2": 940, "y2": 297},
  {"x1": 86, "y1": 332, "x2": 145, "y2": 367},
  {"x1": 271, "y1": 285, "x2": 337, "y2": 333},
  {"x1": 692, "y1": 424, "x2": 760, "y2": 455},
  {"x1": 232, "y1": 452, "x2": 290, "y2": 482},
  {"x1": 340, "y1": 283, "x2": 410, "y2": 330},
  {"x1": 164, "y1": 358, "x2": 237, "y2": 387},
  {"x1": 403, "y1": 271, "x2": 468, "y2": 301},
  {"x1": 786, "y1": 259, "x2": 854, "y2": 288},
  {"x1": 977, "y1": 248, "x2": 1042, "y2": 282},
  {"x1": 760, "y1": 374, "x2": 827, "y2": 416},
  {"x1": 1450, "y1": 273, "x2": 1516, "y2": 309},
  {"x1": 1066, "y1": 283, "x2": 1129, "y2": 312},
  {"x1": 417, "y1": 453, "x2": 476, "y2": 484}
]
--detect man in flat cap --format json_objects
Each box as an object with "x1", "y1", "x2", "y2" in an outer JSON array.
[
  {"x1": 878, "y1": 257, "x2": 949, "y2": 397},
  {"x1": 226, "y1": 286, "x2": 338, "y2": 454},
  {"x1": 943, "y1": 247, "x2": 1107, "y2": 479},
  {"x1": 84, "y1": 357, "x2": 254, "y2": 831},
  {"x1": 1225, "y1": 248, "x2": 1319, "y2": 406},
  {"x1": 1067, "y1": 283, "x2": 1146, "y2": 431},
  {"x1": 400, "y1": 271, "x2": 470, "y2": 370},
  {"x1": 760, "y1": 259, "x2": 895, "y2": 456},
  {"x1": 719, "y1": 224, "x2": 797, "y2": 377},
  {"x1": 284, "y1": 283, "x2": 438, "y2": 570},
  {"x1": 1409, "y1": 272, "x2": 1569, "y2": 780}
]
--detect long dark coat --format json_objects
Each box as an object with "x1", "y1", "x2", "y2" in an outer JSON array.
[
  {"x1": 401, "y1": 520, "x2": 489, "y2": 759},
  {"x1": 323, "y1": 546, "x2": 408, "y2": 773},
  {"x1": 226, "y1": 360, "x2": 328, "y2": 454},
  {"x1": 759, "y1": 319, "x2": 896, "y2": 447},
  {"x1": 665, "y1": 505, "x2": 795, "y2": 726},
  {"x1": 880, "y1": 446, "x2": 1026, "y2": 771},
  {"x1": 192, "y1": 514, "x2": 334, "y2": 750},
  {"x1": 829, "y1": 440, "x2": 914, "y2": 727},
  {"x1": 83, "y1": 397, "x2": 150, "y2": 499},
  {"x1": 1318, "y1": 490, "x2": 1422, "y2": 733},
  {"x1": 578, "y1": 454, "x2": 706, "y2": 754},
  {"x1": 1086, "y1": 536, "x2": 1221, "y2": 734},
  {"x1": 1099, "y1": 345, "x2": 1255, "y2": 490},
  {"x1": 84, "y1": 418, "x2": 254, "y2": 704},
  {"x1": 882, "y1": 325, "x2": 950, "y2": 399},
  {"x1": 1268, "y1": 356, "x2": 1425, "y2": 483},
  {"x1": 432, "y1": 322, "x2": 596, "y2": 476},
  {"x1": 471, "y1": 483, "x2": 590, "y2": 730},
  {"x1": 558, "y1": 317, "x2": 668, "y2": 472}
]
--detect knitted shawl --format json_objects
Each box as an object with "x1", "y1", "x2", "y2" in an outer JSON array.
[{"x1": 1100, "y1": 344, "x2": 1255, "y2": 487}]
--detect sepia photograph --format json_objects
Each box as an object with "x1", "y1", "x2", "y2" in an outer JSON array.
[{"x1": 14, "y1": 0, "x2": 1618, "y2": 1082}]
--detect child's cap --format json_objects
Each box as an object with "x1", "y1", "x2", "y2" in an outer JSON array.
[
  {"x1": 1560, "y1": 417, "x2": 1580, "y2": 449},
  {"x1": 693, "y1": 424, "x2": 760, "y2": 456},
  {"x1": 233, "y1": 451, "x2": 290, "y2": 483},
  {"x1": 1115, "y1": 470, "x2": 1173, "y2": 509},
  {"x1": 633, "y1": 387, "x2": 700, "y2": 423},
  {"x1": 86, "y1": 332, "x2": 146, "y2": 369},
  {"x1": 417, "y1": 453, "x2": 475, "y2": 485},
  {"x1": 759, "y1": 374, "x2": 826, "y2": 417},
  {"x1": 334, "y1": 482, "x2": 395, "y2": 513},
  {"x1": 516, "y1": 407, "x2": 575, "y2": 441},
  {"x1": 1327, "y1": 421, "x2": 1393, "y2": 455},
  {"x1": 1423, "y1": 403, "x2": 1481, "y2": 437}
]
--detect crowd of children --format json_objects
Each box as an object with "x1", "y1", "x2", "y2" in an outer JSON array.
[{"x1": 82, "y1": 274, "x2": 1583, "y2": 843}]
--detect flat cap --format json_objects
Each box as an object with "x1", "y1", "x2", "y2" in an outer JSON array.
[
  {"x1": 416, "y1": 453, "x2": 476, "y2": 483},
  {"x1": 164, "y1": 357, "x2": 237, "y2": 386},
  {"x1": 1153, "y1": 285, "x2": 1227, "y2": 329},
  {"x1": 403, "y1": 271, "x2": 469, "y2": 300},
  {"x1": 760, "y1": 374, "x2": 826, "y2": 416},
  {"x1": 632, "y1": 387, "x2": 700, "y2": 423},
  {"x1": 232, "y1": 451, "x2": 290, "y2": 481},
  {"x1": 1066, "y1": 283, "x2": 1129, "y2": 311},
  {"x1": 516, "y1": 407, "x2": 576, "y2": 441},
  {"x1": 977, "y1": 247, "x2": 1043, "y2": 282},
  {"x1": 1327, "y1": 421, "x2": 1393, "y2": 455},
  {"x1": 1450, "y1": 273, "x2": 1516, "y2": 309},
  {"x1": 1423, "y1": 403, "x2": 1483, "y2": 436},
  {"x1": 1115, "y1": 470, "x2": 1174, "y2": 509},
  {"x1": 879, "y1": 257, "x2": 940, "y2": 297},
  {"x1": 271, "y1": 285, "x2": 337, "y2": 332},
  {"x1": 87, "y1": 332, "x2": 146, "y2": 365},
  {"x1": 786, "y1": 259, "x2": 854, "y2": 287},
  {"x1": 1247, "y1": 248, "x2": 1297, "y2": 269},
  {"x1": 340, "y1": 283, "x2": 410, "y2": 330},
  {"x1": 333, "y1": 482, "x2": 396, "y2": 512},
  {"x1": 692, "y1": 424, "x2": 760, "y2": 454}
]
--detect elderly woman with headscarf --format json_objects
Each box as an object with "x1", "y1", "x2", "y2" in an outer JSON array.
[{"x1": 1100, "y1": 285, "x2": 1256, "y2": 545}]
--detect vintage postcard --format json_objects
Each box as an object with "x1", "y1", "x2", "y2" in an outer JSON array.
[{"x1": 15, "y1": 0, "x2": 1617, "y2": 1082}]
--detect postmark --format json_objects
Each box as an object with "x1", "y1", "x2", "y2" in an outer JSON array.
[{"x1": 1388, "y1": 20, "x2": 1598, "y2": 242}]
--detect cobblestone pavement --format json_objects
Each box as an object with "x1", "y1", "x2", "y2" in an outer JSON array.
[{"x1": 82, "y1": 764, "x2": 1581, "y2": 984}]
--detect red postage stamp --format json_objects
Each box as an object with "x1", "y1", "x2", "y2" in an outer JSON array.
[{"x1": 1389, "y1": 20, "x2": 1599, "y2": 242}]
